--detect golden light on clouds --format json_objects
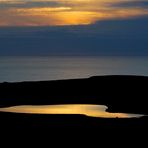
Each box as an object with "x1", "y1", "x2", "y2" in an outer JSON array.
[
  {"x1": 0, "y1": 0, "x2": 148, "y2": 26},
  {"x1": 15, "y1": 7, "x2": 72, "y2": 14},
  {"x1": 0, "y1": 104, "x2": 143, "y2": 118}
]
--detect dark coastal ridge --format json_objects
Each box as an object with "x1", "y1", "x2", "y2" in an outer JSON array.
[
  {"x1": 0, "y1": 75, "x2": 147, "y2": 114},
  {"x1": 0, "y1": 75, "x2": 148, "y2": 140}
]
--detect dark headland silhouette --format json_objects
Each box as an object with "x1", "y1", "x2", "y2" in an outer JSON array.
[
  {"x1": 0, "y1": 75, "x2": 147, "y2": 114},
  {"x1": 0, "y1": 75, "x2": 148, "y2": 133}
]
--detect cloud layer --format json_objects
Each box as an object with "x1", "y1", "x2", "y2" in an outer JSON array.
[
  {"x1": 0, "y1": 16, "x2": 148, "y2": 56},
  {"x1": 0, "y1": 0, "x2": 148, "y2": 26},
  {"x1": 0, "y1": 0, "x2": 147, "y2": 56}
]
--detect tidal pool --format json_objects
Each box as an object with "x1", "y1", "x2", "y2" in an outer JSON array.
[{"x1": 0, "y1": 104, "x2": 144, "y2": 118}]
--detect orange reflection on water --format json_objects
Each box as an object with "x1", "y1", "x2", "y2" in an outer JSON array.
[{"x1": 0, "y1": 104, "x2": 143, "y2": 118}]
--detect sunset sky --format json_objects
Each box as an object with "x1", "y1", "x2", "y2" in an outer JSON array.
[{"x1": 0, "y1": 0, "x2": 148, "y2": 55}]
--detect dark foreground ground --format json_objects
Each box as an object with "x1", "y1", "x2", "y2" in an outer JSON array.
[
  {"x1": 0, "y1": 112, "x2": 147, "y2": 143},
  {"x1": 0, "y1": 75, "x2": 147, "y2": 142},
  {"x1": 0, "y1": 112, "x2": 147, "y2": 131}
]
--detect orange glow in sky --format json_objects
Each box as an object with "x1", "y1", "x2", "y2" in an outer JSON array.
[{"x1": 0, "y1": 0, "x2": 148, "y2": 26}]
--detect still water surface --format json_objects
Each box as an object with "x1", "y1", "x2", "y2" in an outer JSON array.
[
  {"x1": 0, "y1": 104, "x2": 144, "y2": 118},
  {"x1": 0, "y1": 56, "x2": 148, "y2": 82}
]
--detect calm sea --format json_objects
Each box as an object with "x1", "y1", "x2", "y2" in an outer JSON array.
[{"x1": 0, "y1": 56, "x2": 148, "y2": 82}]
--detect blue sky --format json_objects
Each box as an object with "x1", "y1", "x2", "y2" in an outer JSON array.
[{"x1": 0, "y1": 0, "x2": 148, "y2": 56}]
